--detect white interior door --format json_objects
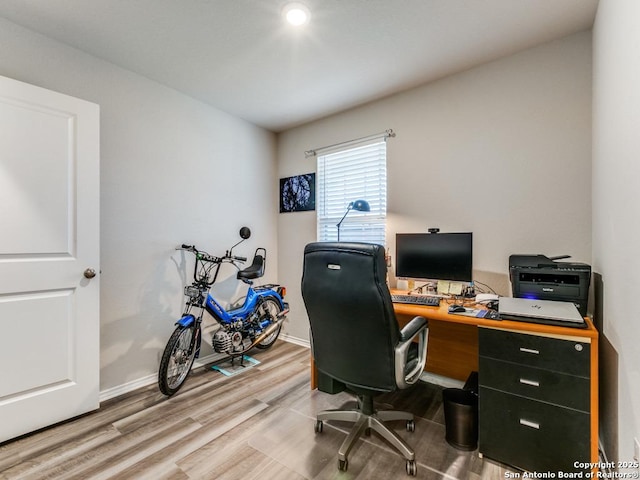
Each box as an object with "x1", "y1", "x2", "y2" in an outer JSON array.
[{"x1": 0, "y1": 75, "x2": 100, "y2": 443}]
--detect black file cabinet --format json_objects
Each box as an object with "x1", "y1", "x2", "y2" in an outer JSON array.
[{"x1": 478, "y1": 327, "x2": 591, "y2": 473}]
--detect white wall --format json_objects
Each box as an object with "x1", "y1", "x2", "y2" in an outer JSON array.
[
  {"x1": 593, "y1": 0, "x2": 640, "y2": 463},
  {"x1": 0, "y1": 18, "x2": 279, "y2": 394},
  {"x1": 278, "y1": 32, "x2": 592, "y2": 343}
]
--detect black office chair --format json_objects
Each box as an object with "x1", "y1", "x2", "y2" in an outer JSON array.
[{"x1": 301, "y1": 242, "x2": 428, "y2": 476}]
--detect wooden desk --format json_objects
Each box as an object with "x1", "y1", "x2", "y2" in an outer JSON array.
[
  {"x1": 310, "y1": 297, "x2": 598, "y2": 384},
  {"x1": 309, "y1": 295, "x2": 599, "y2": 469},
  {"x1": 393, "y1": 300, "x2": 598, "y2": 380}
]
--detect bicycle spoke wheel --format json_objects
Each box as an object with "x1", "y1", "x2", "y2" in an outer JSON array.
[
  {"x1": 254, "y1": 297, "x2": 282, "y2": 350},
  {"x1": 158, "y1": 325, "x2": 198, "y2": 396}
]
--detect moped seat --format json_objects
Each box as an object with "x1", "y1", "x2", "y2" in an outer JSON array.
[{"x1": 237, "y1": 248, "x2": 265, "y2": 280}]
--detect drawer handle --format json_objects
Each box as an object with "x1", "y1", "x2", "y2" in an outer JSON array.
[
  {"x1": 519, "y1": 378, "x2": 540, "y2": 387},
  {"x1": 519, "y1": 347, "x2": 540, "y2": 355},
  {"x1": 519, "y1": 419, "x2": 540, "y2": 430}
]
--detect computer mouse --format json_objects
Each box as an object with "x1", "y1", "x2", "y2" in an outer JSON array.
[{"x1": 448, "y1": 305, "x2": 466, "y2": 313}]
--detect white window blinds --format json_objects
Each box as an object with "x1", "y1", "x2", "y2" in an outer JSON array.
[{"x1": 317, "y1": 140, "x2": 387, "y2": 244}]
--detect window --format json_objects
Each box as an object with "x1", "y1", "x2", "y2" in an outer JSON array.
[{"x1": 317, "y1": 140, "x2": 387, "y2": 244}]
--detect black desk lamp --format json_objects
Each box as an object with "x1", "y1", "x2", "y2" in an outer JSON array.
[{"x1": 336, "y1": 199, "x2": 370, "y2": 241}]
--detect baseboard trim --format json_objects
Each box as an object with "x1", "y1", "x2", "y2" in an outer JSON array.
[
  {"x1": 279, "y1": 333, "x2": 310, "y2": 349},
  {"x1": 420, "y1": 372, "x2": 464, "y2": 389},
  {"x1": 98, "y1": 336, "x2": 309, "y2": 402},
  {"x1": 99, "y1": 373, "x2": 157, "y2": 402}
]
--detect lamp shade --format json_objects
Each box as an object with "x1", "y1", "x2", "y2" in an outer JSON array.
[
  {"x1": 337, "y1": 199, "x2": 371, "y2": 241},
  {"x1": 351, "y1": 199, "x2": 370, "y2": 212}
]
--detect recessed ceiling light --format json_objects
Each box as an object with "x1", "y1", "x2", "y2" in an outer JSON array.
[{"x1": 283, "y1": 2, "x2": 310, "y2": 26}]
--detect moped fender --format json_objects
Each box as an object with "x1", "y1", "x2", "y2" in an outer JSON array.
[
  {"x1": 176, "y1": 314, "x2": 196, "y2": 327},
  {"x1": 256, "y1": 289, "x2": 286, "y2": 311}
]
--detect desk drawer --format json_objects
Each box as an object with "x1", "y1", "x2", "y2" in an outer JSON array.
[
  {"x1": 479, "y1": 387, "x2": 590, "y2": 473},
  {"x1": 479, "y1": 357, "x2": 590, "y2": 412},
  {"x1": 479, "y1": 328, "x2": 590, "y2": 377}
]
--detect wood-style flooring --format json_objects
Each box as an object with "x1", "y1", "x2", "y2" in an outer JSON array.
[{"x1": 0, "y1": 341, "x2": 517, "y2": 479}]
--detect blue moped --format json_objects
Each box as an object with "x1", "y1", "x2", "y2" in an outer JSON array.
[{"x1": 158, "y1": 227, "x2": 288, "y2": 396}]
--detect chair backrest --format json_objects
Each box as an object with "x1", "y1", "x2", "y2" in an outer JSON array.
[{"x1": 301, "y1": 242, "x2": 400, "y2": 393}]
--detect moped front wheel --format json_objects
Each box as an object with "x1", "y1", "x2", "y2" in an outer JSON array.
[
  {"x1": 158, "y1": 325, "x2": 199, "y2": 396},
  {"x1": 254, "y1": 297, "x2": 282, "y2": 350}
]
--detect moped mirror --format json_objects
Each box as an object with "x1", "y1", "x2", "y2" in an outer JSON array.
[{"x1": 239, "y1": 227, "x2": 251, "y2": 239}]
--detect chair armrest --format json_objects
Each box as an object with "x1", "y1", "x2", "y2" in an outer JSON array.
[
  {"x1": 399, "y1": 315, "x2": 428, "y2": 342},
  {"x1": 395, "y1": 316, "x2": 429, "y2": 390}
]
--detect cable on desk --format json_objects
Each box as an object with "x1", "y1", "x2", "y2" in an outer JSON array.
[{"x1": 471, "y1": 280, "x2": 497, "y2": 295}]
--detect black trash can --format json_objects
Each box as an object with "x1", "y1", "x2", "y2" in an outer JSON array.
[{"x1": 442, "y1": 387, "x2": 478, "y2": 451}]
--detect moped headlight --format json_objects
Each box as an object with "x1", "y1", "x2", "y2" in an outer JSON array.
[{"x1": 184, "y1": 285, "x2": 201, "y2": 298}]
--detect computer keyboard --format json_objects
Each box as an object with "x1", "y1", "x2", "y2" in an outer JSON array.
[{"x1": 391, "y1": 294, "x2": 440, "y2": 307}]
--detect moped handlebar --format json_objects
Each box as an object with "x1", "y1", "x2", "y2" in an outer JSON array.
[
  {"x1": 176, "y1": 242, "x2": 251, "y2": 286},
  {"x1": 176, "y1": 244, "x2": 221, "y2": 263},
  {"x1": 177, "y1": 244, "x2": 246, "y2": 265}
]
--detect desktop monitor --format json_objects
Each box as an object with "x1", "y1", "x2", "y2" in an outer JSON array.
[{"x1": 395, "y1": 232, "x2": 473, "y2": 282}]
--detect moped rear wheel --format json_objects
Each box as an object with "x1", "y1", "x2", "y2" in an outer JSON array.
[
  {"x1": 158, "y1": 325, "x2": 199, "y2": 396},
  {"x1": 254, "y1": 297, "x2": 282, "y2": 350}
]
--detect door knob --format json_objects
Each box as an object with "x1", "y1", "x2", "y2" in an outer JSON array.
[{"x1": 84, "y1": 268, "x2": 97, "y2": 279}]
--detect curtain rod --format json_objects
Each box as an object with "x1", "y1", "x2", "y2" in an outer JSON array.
[{"x1": 304, "y1": 129, "x2": 395, "y2": 158}]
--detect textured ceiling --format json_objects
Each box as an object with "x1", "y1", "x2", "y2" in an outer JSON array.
[{"x1": 0, "y1": 0, "x2": 599, "y2": 132}]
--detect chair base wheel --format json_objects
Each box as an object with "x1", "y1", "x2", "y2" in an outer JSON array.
[
  {"x1": 406, "y1": 419, "x2": 415, "y2": 432},
  {"x1": 338, "y1": 459, "x2": 348, "y2": 471},
  {"x1": 406, "y1": 460, "x2": 417, "y2": 476},
  {"x1": 314, "y1": 420, "x2": 323, "y2": 433}
]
